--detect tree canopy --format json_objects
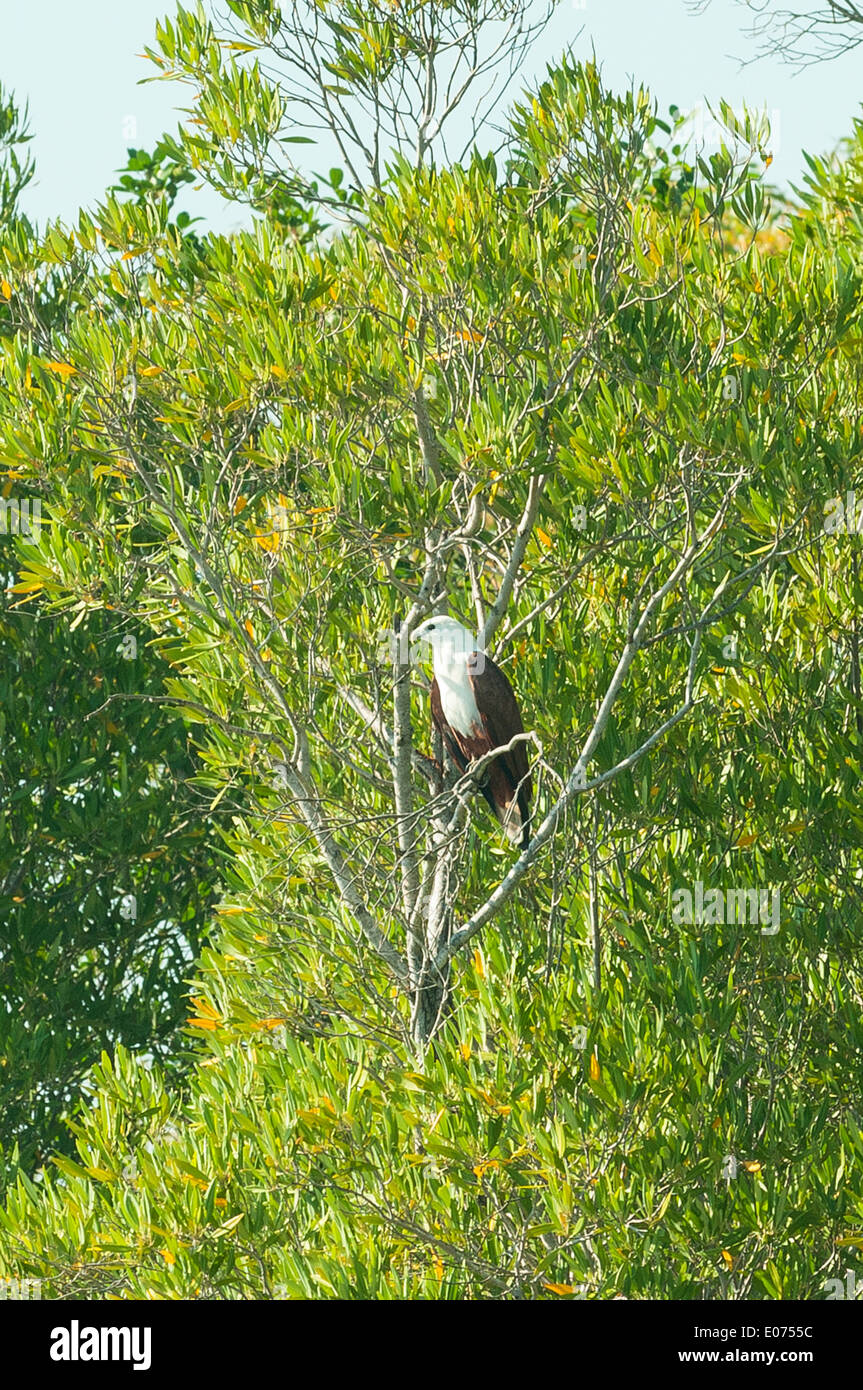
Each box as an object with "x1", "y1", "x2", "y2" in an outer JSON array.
[{"x1": 0, "y1": 0, "x2": 862, "y2": 1300}]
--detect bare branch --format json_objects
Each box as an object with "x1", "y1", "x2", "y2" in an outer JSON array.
[{"x1": 435, "y1": 491, "x2": 736, "y2": 971}]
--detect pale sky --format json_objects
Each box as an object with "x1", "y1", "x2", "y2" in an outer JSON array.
[{"x1": 3, "y1": 0, "x2": 861, "y2": 232}]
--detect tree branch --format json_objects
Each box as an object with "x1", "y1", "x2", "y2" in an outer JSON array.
[{"x1": 434, "y1": 495, "x2": 733, "y2": 971}]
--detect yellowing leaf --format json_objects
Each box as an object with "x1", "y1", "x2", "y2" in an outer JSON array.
[
  {"x1": 160, "y1": 1250, "x2": 176, "y2": 1266},
  {"x1": 139, "y1": 364, "x2": 164, "y2": 377},
  {"x1": 44, "y1": 361, "x2": 76, "y2": 377},
  {"x1": 743, "y1": 1161, "x2": 762, "y2": 1173},
  {"x1": 590, "y1": 1052, "x2": 600, "y2": 1081},
  {"x1": 721, "y1": 1250, "x2": 734, "y2": 1269},
  {"x1": 180, "y1": 1174, "x2": 207, "y2": 1191},
  {"x1": 0, "y1": 279, "x2": 11, "y2": 299},
  {"x1": 244, "y1": 619, "x2": 255, "y2": 640},
  {"x1": 734, "y1": 832, "x2": 758, "y2": 848},
  {"x1": 477, "y1": 1088, "x2": 512, "y2": 1116},
  {"x1": 543, "y1": 1282, "x2": 576, "y2": 1295},
  {"x1": 535, "y1": 527, "x2": 552, "y2": 549},
  {"x1": 8, "y1": 578, "x2": 45, "y2": 594},
  {"x1": 459, "y1": 1041, "x2": 471, "y2": 1061},
  {"x1": 189, "y1": 995, "x2": 221, "y2": 1020},
  {"x1": 472, "y1": 947, "x2": 485, "y2": 978}
]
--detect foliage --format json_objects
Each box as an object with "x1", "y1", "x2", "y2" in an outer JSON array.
[
  {"x1": 0, "y1": 595, "x2": 228, "y2": 1173},
  {"x1": 111, "y1": 140, "x2": 202, "y2": 244},
  {"x1": 0, "y1": 84, "x2": 34, "y2": 228},
  {"x1": 0, "y1": 3, "x2": 861, "y2": 1298}
]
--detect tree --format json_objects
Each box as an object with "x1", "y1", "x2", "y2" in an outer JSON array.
[
  {"x1": 0, "y1": 601, "x2": 228, "y2": 1172},
  {"x1": 0, "y1": 113, "x2": 229, "y2": 1175},
  {"x1": 1, "y1": 0, "x2": 862, "y2": 1299},
  {"x1": 0, "y1": 84, "x2": 34, "y2": 227},
  {"x1": 1, "y1": 47, "x2": 782, "y2": 1053},
  {"x1": 688, "y1": 0, "x2": 863, "y2": 65}
]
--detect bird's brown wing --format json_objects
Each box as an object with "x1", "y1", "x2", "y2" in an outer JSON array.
[
  {"x1": 470, "y1": 657, "x2": 532, "y2": 806},
  {"x1": 470, "y1": 656, "x2": 532, "y2": 848},
  {"x1": 430, "y1": 676, "x2": 500, "y2": 821}
]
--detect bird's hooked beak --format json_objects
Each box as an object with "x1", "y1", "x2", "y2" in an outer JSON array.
[{"x1": 410, "y1": 617, "x2": 438, "y2": 647}]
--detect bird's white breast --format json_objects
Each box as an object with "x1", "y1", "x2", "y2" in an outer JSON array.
[{"x1": 435, "y1": 654, "x2": 482, "y2": 736}]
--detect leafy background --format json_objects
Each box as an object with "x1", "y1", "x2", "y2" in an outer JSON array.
[{"x1": 0, "y1": 0, "x2": 861, "y2": 1299}]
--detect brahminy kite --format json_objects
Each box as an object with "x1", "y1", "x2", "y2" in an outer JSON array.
[{"x1": 412, "y1": 616, "x2": 532, "y2": 850}]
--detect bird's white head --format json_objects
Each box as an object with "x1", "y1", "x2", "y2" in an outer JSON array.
[{"x1": 411, "y1": 616, "x2": 482, "y2": 671}]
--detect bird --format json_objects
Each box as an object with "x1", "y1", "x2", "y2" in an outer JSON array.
[{"x1": 412, "y1": 616, "x2": 532, "y2": 850}]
